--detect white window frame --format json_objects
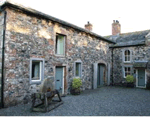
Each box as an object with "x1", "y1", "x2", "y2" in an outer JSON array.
[
  {"x1": 74, "y1": 60, "x2": 82, "y2": 78},
  {"x1": 122, "y1": 49, "x2": 132, "y2": 63},
  {"x1": 55, "y1": 34, "x2": 65, "y2": 56},
  {"x1": 123, "y1": 65, "x2": 132, "y2": 78},
  {"x1": 30, "y1": 58, "x2": 44, "y2": 84}
]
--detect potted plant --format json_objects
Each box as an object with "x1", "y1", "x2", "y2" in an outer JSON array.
[
  {"x1": 146, "y1": 75, "x2": 150, "y2": 90},
  {"x1": 70, "y1": 77, "x2": 82, "y2": 95},
  {"x1": 126, "y1": 75, "x2": 135, "y2": 88}
]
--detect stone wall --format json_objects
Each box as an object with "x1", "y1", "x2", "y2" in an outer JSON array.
[
  {"x1": 112, "y1": 45, "x2": 150, "y2": 85},
  {"x1": 3, "y1": 8, "x2": 111, "y2": 107}
]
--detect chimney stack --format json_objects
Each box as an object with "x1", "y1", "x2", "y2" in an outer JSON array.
[
  {"x1": 85, "y1": 21, "x2": 93, "y2": 31},
  {"x1": 112, "y1": 20, "x2": 121, "y2": 35}
]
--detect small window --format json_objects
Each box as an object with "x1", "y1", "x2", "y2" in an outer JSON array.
[
  {"x1": 56, "y1": 34, "x2": 65, "y2": 55},
  {"x1": 74, "y1": 61, "x2": 82, "y2": 78},
  {"x1": 76, "y1": 63, "x2": 81, "y2": 77},
  {"x1": 32, "y1": 61, "x2": 41, "y2": 80},
  {"x1": 124, "y1": 66, "x2": 132, "y2": 78},
  {"x1": 30, "y1": 58, "x2": 44, "y2": 84},
  {"x1": 124, "y1": 50, "x2": 131, "y2": 62}
]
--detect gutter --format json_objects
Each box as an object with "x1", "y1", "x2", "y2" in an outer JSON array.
[
  {"x1": 1, "y1": 10, "x2": 6, "y2": 108},
  {"x1": 109, "y1": 42, "x2": 145, "y2": 48},
  {"x1": 111, "y1": 48, "x2": 114, "y2": 86}
]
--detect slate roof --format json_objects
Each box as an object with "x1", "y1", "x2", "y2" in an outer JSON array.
[
  {"x1": 0, "y1": 0, "x2": 115, "y2": 44},
  {"x1": 106, "y1": 30, "x2": 150, "y2": 48}
]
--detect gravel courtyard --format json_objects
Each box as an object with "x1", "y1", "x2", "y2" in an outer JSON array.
[{"x1": 0, "y1": 86, "x2": 150, "y2": 116}]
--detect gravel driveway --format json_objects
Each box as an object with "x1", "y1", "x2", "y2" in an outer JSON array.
[{"x1": 0, "y1": 86, "x2": 150, "y2": 116}]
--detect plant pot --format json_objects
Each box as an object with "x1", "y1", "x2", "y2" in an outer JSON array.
[
  {"x1": 122, "y1": 82, "x2": 127, "y2": 87},
  {"x1": 126, "y1": 83, "x2": 134, "y2": 88},
  {"x1": 70, "y1": 88, "x2": 81, "y2": 95},
  {"x1": 146, "y1": 84, "x2": 150, "y2": 89},
  {"x1": 146, "y1": 77, "x2": 150, "y2": 89}
]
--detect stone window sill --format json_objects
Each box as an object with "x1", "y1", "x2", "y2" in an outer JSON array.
[
  {"x1": 123, "y1": 61, "x2": 132, "y2": 64},
  {"x1": 55, "y1": 54, "x2": 66, "y2": 57},
  {"x1": 30, "y1": 80, "x2": 42, "y2": 85}
]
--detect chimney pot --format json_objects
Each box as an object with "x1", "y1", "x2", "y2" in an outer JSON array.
[
  {"x1": 112, "y1": 20, "x2": 121, "y2": 35},
  {"x1": 85, "y1": 21, "x2": 93, "y2": 31},
  {"x1": 116, "y1": 20, "x2": 119, "y2": 23}
]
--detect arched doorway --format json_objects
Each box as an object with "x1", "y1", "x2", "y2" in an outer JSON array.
[{"x1": 93, "y1": 60, "x2": 109, "y2": 89}]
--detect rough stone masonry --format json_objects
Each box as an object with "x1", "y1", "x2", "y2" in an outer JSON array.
[{"x1": 1, "y1": 5, "x2": 113, "y2": 107}]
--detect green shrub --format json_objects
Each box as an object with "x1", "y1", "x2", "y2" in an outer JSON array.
[
  {"x1": 72, "y1": 77, "x2": 82, "y2": 89},
  {"x1": 126, "y1": 75, "x2": 135, "y2": 83}
]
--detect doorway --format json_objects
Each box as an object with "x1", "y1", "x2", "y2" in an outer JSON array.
[
  {"x1": 136, "y1": 69, "x2": 146, "y2": 88},
  {"x1": 93, "y1": 63, "x2": 106, "y2": 89},
  {"x1": 97, "y1": 64, "x2": 105, "y2": 87},
  {"x1": 55, "y1": 66, "x2": 64, "y2": 94}
]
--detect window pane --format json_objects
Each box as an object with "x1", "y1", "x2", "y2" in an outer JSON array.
[
  {"x1": 79, "y1": 63, "x2": 81, "y2": 77},
  {"x1": 56, "y1": 35, "x2": 64, "y2": 55},
  {"x1": 125, "y1": 50, "x2": 127, "y2": 55},
  {"x1": 32, "y1": 61, "x2": 40, "y2": 80},
  {"x1": 125, "y1": 56, "x2": 127, "y2": 61},
  {"x1": 128, "y1": 50, "x2": 130, "y2": 55},
  {"x1": 125, "y1": 73, "x2": 127, "y2": 77},
  {"x1": 59, "y1": 37, "x2": 64, "y2": 54},
  {"x1": 124, "y1": 50, "x2": 131, "y2": 62},
  {"x1": 128, "y1": 56, "x2": 130, "y2": 61},
  {"x1": 76, "y1": 63, "x2": 81, "y2": 77},
  {"x1": 124, "y1": 67, "x2": 132, "y2": 77},
  {"x1": 128, "y1": 67, "x2": 130, "y2": 71}
]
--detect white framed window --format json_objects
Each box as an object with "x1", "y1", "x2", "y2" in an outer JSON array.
[
  {"x1": 74, "y1": 60, "x2": 82, "y2": 78},
  {"x1": 123, "y1": 66, "x2": 132, "y2": 78},
  {"x1": 56, "y1": 34, "x2": 65, "y2": 55},
  {"x1": 125, "y1": 50, "x2": 130, "y2": 62},
  {"x1": 123, "y1": 49, "x2": 132, "y2": 62},
  {"x1": 30, "y1": 58, "x2": 44, "y2": 84}
]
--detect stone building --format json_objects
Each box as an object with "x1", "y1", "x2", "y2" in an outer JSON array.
[
  {"x1": 106, "y1": 20, "x2": 150, "y2": 88},
  {"x1": 0, "y1": 1, "x2": 115, "y2": 107},
  {"x1": 0, "y1": 0, "x2": 150, "y2": 108}
]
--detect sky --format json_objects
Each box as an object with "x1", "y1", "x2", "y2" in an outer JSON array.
[{"x1": 3, "y1": 0, "x2": 150, "y2": 36}]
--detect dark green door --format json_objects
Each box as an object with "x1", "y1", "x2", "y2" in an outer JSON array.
[
  {"x1": 138, "y1": 69, "x2": 145, "y2": 87},
  {"x1": 97, "y1": 64, "x2": 105, "y2": 87},
  {"x1": 55, "y1": 67, "x2": 63, "y2": 94}
]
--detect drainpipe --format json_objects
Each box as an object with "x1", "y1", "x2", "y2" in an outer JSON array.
[
  {"x1": 1, "y1": 10, "x2": 7, "y2": 108},
  {"x1": 111, "y1": 48, "x2": 114, "y2": 86}
]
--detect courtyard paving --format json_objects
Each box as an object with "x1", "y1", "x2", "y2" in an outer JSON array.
[{"x1": 0, "y1": 86, "x2": 150, "y2": 116}]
